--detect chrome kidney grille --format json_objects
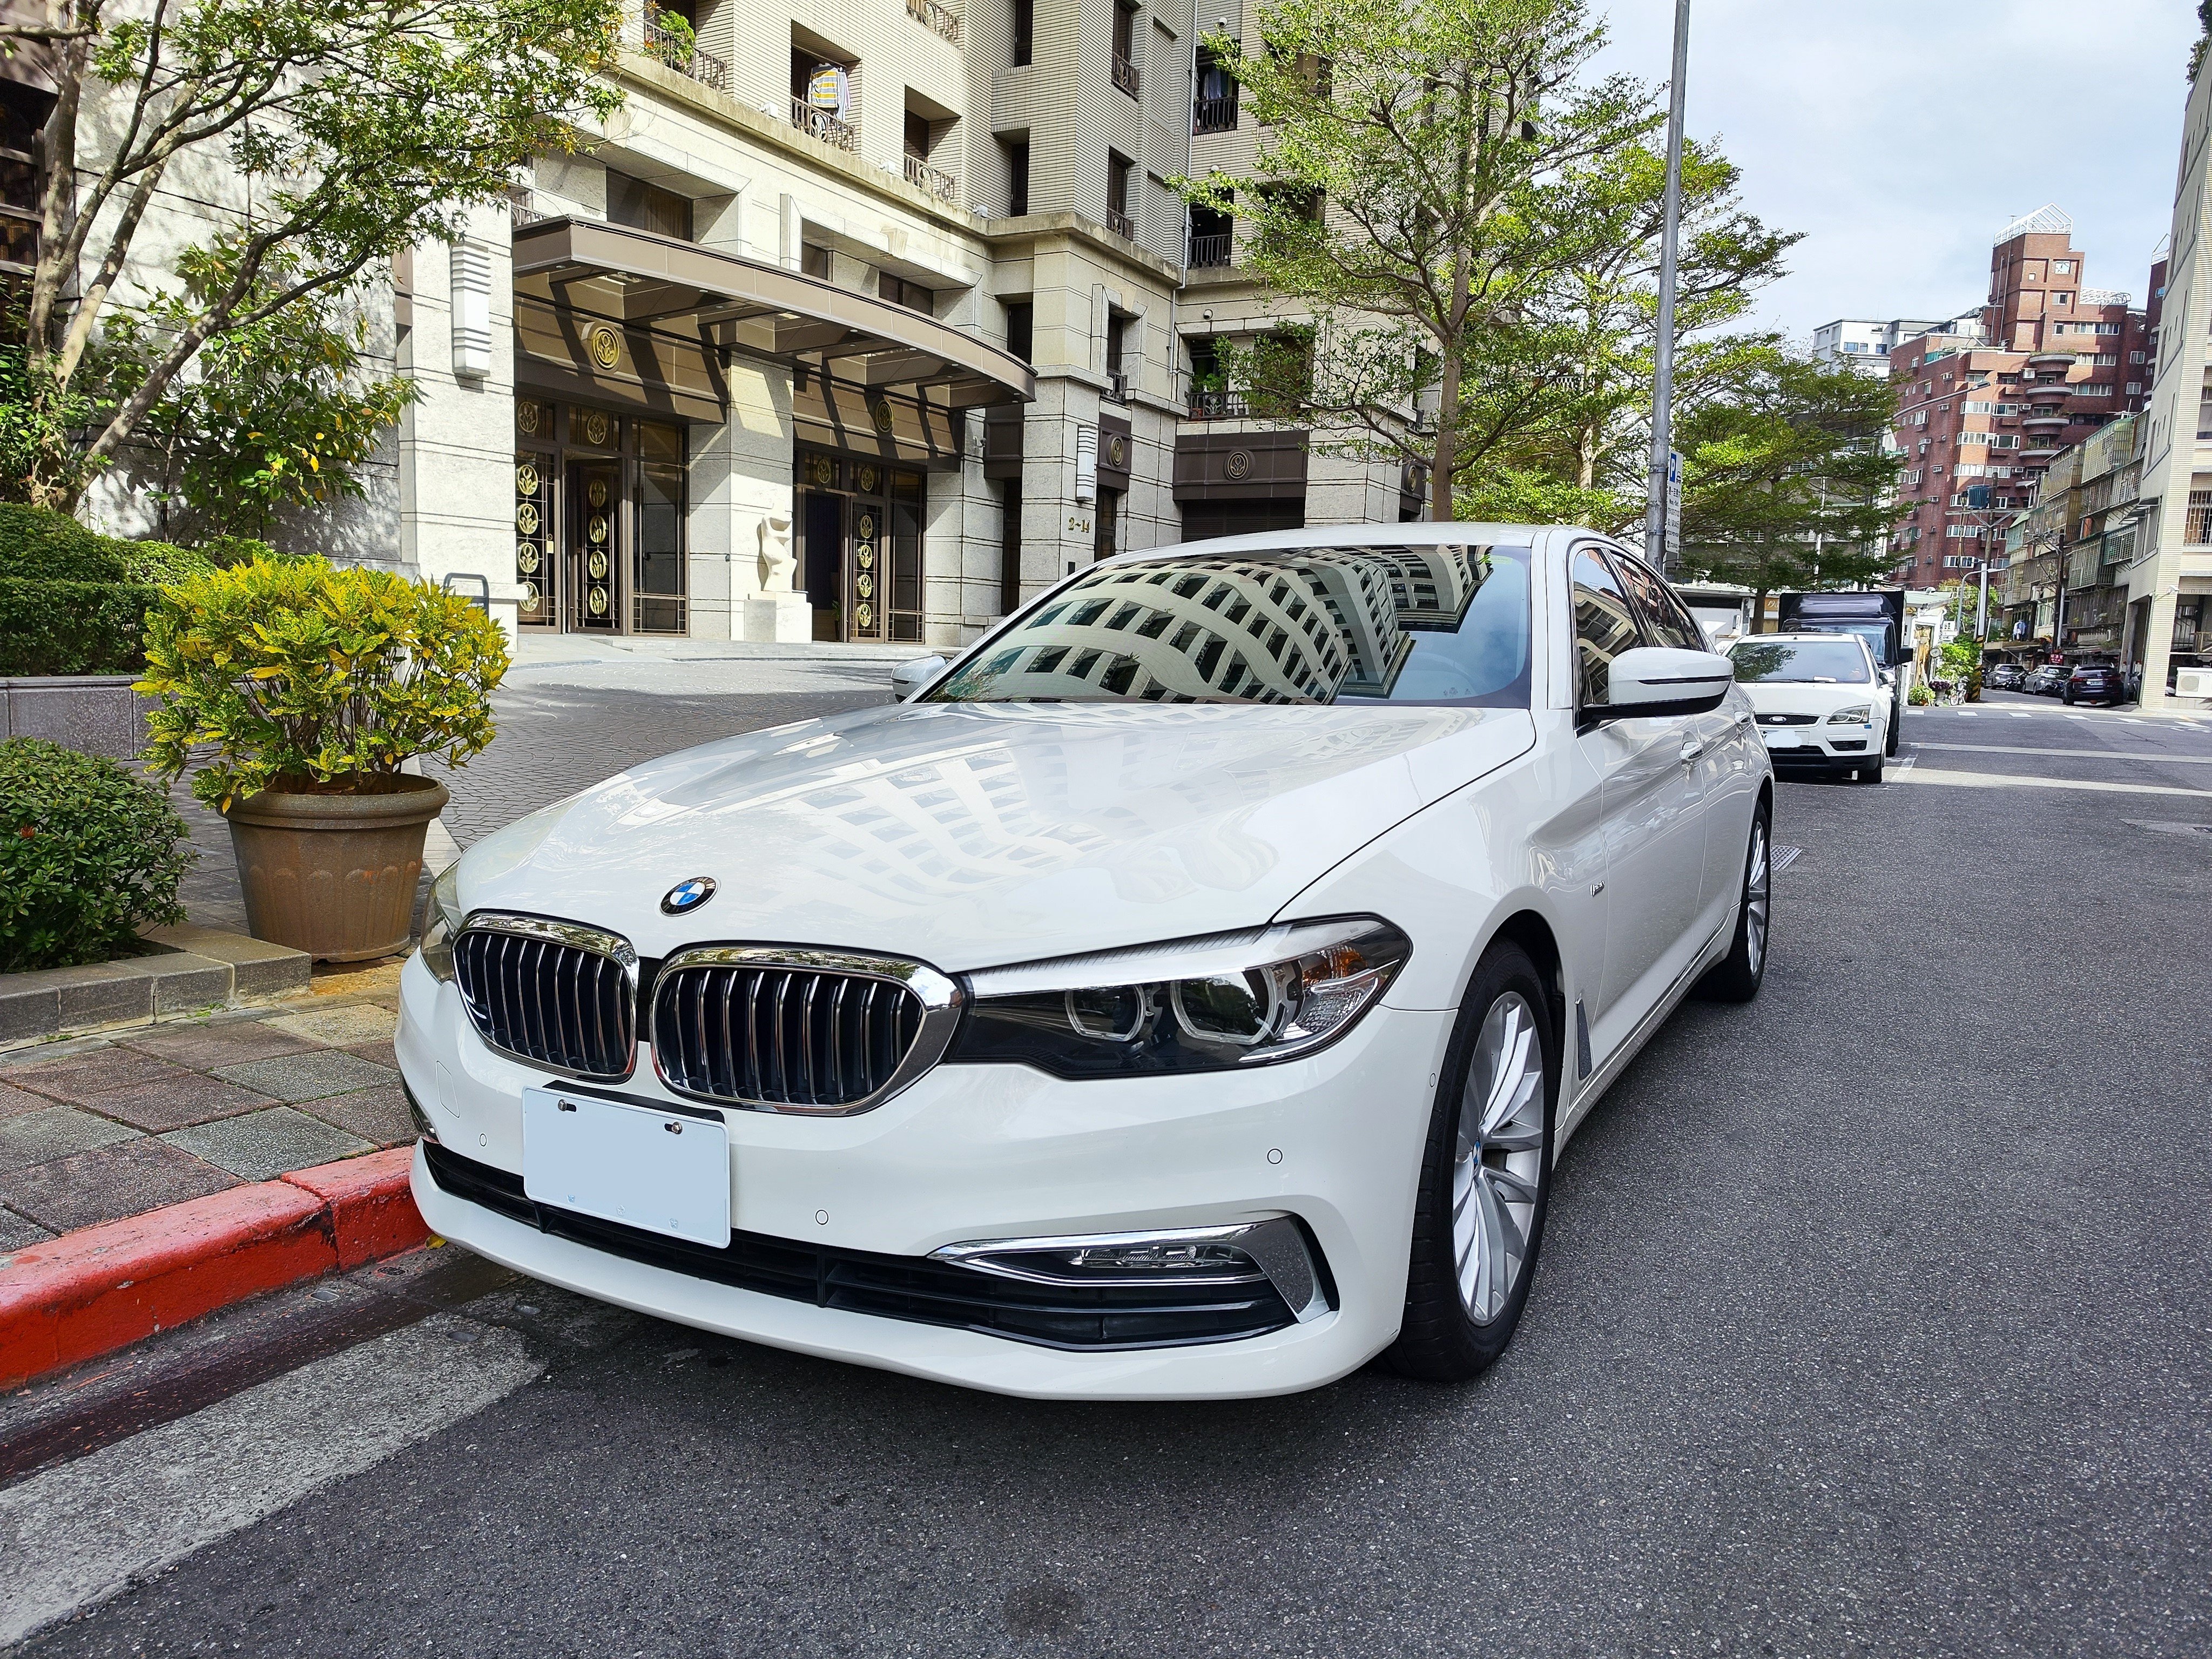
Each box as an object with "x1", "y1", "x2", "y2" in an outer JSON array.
[
  {"x1": 650, "y1": 947, "x2": 962, "y2": 1114},
  {"x1": 454, "y1": 918, "x2": 637, "y2": 1081}
]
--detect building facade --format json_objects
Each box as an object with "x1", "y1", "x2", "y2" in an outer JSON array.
[
  {"x1": 8, "y1": 0, "x2": 1414, "y2": 652},
  {"x1": 1811, "y1": 313, "x2": 1979, "y2": 377}
]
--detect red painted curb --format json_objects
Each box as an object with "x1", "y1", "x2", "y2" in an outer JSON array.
[{"x1": 0, "y1": 1148, "x2": 428, "y2": 1392}]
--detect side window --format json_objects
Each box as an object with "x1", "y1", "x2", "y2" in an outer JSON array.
[
  {"x1": 1613, "y1": 554, "x2": 1704, "y2": 652},
  {"x1": 1571, "y1": 549, "x2": 1641, "y2": 707}
]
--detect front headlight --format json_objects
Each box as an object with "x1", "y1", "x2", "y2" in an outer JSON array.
[
  {"x1": 1827, "y1": 704, "x2": 1873, "y2": 724},
  {"x1": 949, "y1": 916, "x2": 1411, "y2": 1077},
  {"x1": 419, "y1": 862, "x2": 464, "y2": 982}
]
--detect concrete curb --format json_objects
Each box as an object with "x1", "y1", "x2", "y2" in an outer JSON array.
[{"x1": 0, "y1": 1146, "x2": 428, "y2": 1390}]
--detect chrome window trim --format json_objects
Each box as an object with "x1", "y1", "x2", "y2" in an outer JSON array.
[
  {"x1": 650, "y1": 945, "x2": 963, "y2": 1116},
  {"x1": 454, "y1": 912, "x2": 639, "y2": 1082}
]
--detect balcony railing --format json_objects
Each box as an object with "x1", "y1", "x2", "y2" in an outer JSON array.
[
  {"x1": 506, "y1": 185, "x2": 549, "y2": 227},
  {"x1": 1188, "y1": 388, "x2": 1250, "y2": 419},
  {"x1": 1106, "y1": 207, "x2": 1135, "y2": 240},
  {"x1": 903, "y1": 153, "x2": 957, "y2": 202},
  {"x1": 1105, "y1": 370, "x2": 1129, "y2": 403},
  {"x1": 640, "y1": 14, "x2": 730, "y2": 92},
  {"x1": 1112, "y1": 55, "x2": 1140, "y2": 97},
  {"x1": 791, "y1": 97, "x2": 858, "y2": 151},
  {"x1": 1192, "y1": 94, "x2": 1238, "y2": 134},
  {"x1": 1187, "y1": 232, "x2": 1231, "y2": 268},
  {"x1": 906, "y1": 0, "x2": 961, "y2": 40}
]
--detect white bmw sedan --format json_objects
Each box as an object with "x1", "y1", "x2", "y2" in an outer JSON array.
[{"x1": 401, "y1": 526, "x2": 1773, "y2": 1400}]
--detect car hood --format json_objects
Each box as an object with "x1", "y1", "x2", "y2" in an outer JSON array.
[
  {"x1": 1737, "y1": 682, "x2": 1881, "y2": 718},
  {"x1": 454, "y1": 702, "x2": 1534, "y2": 971}
]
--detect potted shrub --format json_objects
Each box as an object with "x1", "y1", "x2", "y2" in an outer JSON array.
[{"x1": 138, "y1": 558, "x2": 508, "y2": 962}]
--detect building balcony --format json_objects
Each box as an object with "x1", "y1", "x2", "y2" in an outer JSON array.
[
  {"x1": 1106, "y1": 208, "x2": 1135, "y2": 240},
  {"x1": 2020, "y1": 443, "x2": 2063, "y2": 461},
  {"x1": 2027, "y1": 350, "x2": 2076, "y2": 370},
  {"x1": 1112, "y1": 54, "x2": 1140, "y2": 97},
  {"x1": 1105, "y1": 369, "x2": 1129, "y2": 404},
  {"x1": 902, "y1": 153, "x2": 957, "y2": 203},
  {"x1": 1188, "y1": 388, "x2": 1250, "y2": 419},
  {"x1": 1187, "y1": 231, "x2": 1232, "y2": 268},
  {"x1": 791, "y1": 98, "x2": 858, "y2": 151},
  {"x1": 2020, "y1": 412, "x2": 2069, "y2": 431},
  {"x1": 639, "y1": 13, "x2": 730, "y2": 92},
  {"x1": 905, "y1": 0, "x2": 961, "y2": 42},
  {"x1": 2023, "y1": 380, "x2": 2071, "y2": 403},
  {"x1": 1192, "y1": 94, "x2": 1238, "y2": 134}
]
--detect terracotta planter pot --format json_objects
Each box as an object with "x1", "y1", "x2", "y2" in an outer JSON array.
[{"x1": 224, "y1": 777, "x2": 450, "y2": 962}]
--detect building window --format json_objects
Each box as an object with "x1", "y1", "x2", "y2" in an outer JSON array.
[
  {"x1": 606, "y1": 169, "x2": 693, "y2": 241},
  {"x1": 1094, "y1": 485, "x2": 1121, "y2": 561},
  {"x1": 1004, "y1": 299, "x2": 1033, "y2": 363},
  {"x1": 1000, "y1": 480, "x2": 1023, "y2": 615},
  {"x1": 1194, "y1": 45, "x2": 1237, "y2": 132},
  {"x1": 1106, "y1": 151, "x2": 1134, "y2": 239},
  {"x1": 801, "y1": 242, "x2": 833, "y2": 280},
  {"x1": 2187, "y1": 489, "x2": 2212, "y2": 545},
  {"x1": 0, "y1": 80, "x2": 49, "y2": 273},
  {"x1": 1188, "y1": 204, "x2": 1232, "y2": 268},
  {"x1": 1012, "y1": 0, "x2": 1033, "y2": 65},
  {"x1": 2054, "y1": 259, "x2": 2073, "y2": 273},
  {"x1": 1111, "y1": 1, "x2": 1140, "y2": 96},
  {"x1": 1104, "y1": 313, "x2": 1130, "y2": 401},
  {"x1": 1002, "y1": 138, "x2": 1029, "y2": 215},
  {"x1": 2051, "y1": 292, "x2": 2071, "y2": 307},
  {"x1": 879, "y1": 271, "x2": 935, "y2": 314}
]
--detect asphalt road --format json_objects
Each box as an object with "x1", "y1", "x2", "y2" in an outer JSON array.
[{"x1": 6, "y1": 697, "x2": 2209, "y2": 1658}]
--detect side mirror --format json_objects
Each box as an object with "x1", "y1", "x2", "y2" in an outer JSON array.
[
  {"x1": 1584, "y1": 646, "x2": 1734, "y2": 723},
  {"x1": 891, "y1": 655, "x2": 949, "y2": 701}
]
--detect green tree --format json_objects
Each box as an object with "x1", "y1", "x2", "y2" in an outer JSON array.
[
  {"x1": 1675, "y1": 349, "x2": 1906, "y2": 619},
  {"x1": 106, "y1": 241, "x2": 416, "y2": 543},
  {"x1": 3, "y1": 0, "x2": 624, "y2": 508},
  {"x1": 1178, "y1": 0, "x2": 1663, "y2": 520}
]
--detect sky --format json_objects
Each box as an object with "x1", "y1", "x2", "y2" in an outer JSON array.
[{"x1": 1588, "y1": 0, "x2": 2202, "y2": 341}]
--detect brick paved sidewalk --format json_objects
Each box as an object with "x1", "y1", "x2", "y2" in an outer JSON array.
[{"x1": 0, "y1": 970, "x2": 411, "y2": 1253}]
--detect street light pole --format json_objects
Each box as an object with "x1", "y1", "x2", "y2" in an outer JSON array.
[{"x1": 1643, "y1": 0, "x2": 1691, "y2": 572}]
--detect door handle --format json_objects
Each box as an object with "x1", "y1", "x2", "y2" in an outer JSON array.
[{"x1": 1678, "y1": 740, "x2": 1705, "y2": 764}]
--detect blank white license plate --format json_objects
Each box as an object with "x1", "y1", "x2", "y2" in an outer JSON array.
[
  {"x1": 1762, "y1": 729, "x2": 1796, "y2": 748},
  {"x1": 522, "y1": 1087, "x2": 729, "y2": 1246}
]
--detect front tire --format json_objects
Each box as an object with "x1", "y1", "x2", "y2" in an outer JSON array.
[
  {"x1": 1385, "y1": 942, "x2": 1556, "y2": 1382},
  {"x1": 1696, "y1": 803, "x2": 1771, "y2": 1003},
  {"x1": 1857, "y1": 756, "x2": 1885, "y2": 785},
  {"x1": 1885, "y1": 704, "x2": 1901, "y2": 756}
]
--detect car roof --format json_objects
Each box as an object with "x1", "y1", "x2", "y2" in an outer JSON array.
[{"x1": 1729, "y1": 632, "x2": 1873, "y2": 647}]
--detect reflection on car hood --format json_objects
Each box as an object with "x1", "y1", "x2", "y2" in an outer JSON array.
[{"x1": 455, "y1": 702, "x2": 1535, "y2": 970}]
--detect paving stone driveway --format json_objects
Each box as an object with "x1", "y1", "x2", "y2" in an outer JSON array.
[{"x1": 0, "y1": 987, "x2": 408, "y2": 1250}]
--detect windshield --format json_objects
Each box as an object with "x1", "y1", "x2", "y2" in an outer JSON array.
[
  {"x1": 927, "y1": 544, "x2": 1533, "y2": 707},
  {"x1": 1728, "y1": 639, "x2": 1872, "y2": 685},
  {"x1": 1799, "y1": 619, "x2": 1893, "y2": 664}
]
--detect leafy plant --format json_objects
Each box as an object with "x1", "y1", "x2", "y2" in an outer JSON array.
[
  {"x1": 105, "y1": 242, "x2": 418, "y2": 543},
  {"x1": 0, "y1": 502, "x2": 211, "y2": 584},
  {"x1": 138, "y1": 559, "x2": 510, "y2": 810},
  {"x1": 0, "y1": 737, "x2": 193, "y2": 974},
  {"x1": 650, "y1": 6, "x2": 697, "y2": 65},
  {"x1": 0, "y1": 579, "x2": 164, "y2": 675}
]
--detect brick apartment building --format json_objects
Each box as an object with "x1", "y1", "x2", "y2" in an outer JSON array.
[{"x1": 1887, "y1": 207, "x2": 2149, "y2": 589}]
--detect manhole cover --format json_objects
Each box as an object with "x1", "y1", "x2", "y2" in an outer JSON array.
[{"x1": 2125, "y1": 820, "x2": 2212, "y2": 837}]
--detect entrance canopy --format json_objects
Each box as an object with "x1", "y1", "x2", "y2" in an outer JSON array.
[{"x1": 511, "y1": 218, "x2": 1035, "y2": 423}]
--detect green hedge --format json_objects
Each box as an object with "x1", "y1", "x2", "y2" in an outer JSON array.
[
  {"x1": 0, "y1": 503, "x2": 215, "y2": 585},
  {"x1": 0, "y1": 737, "x2": 192, "y2": 974},
  {"x1": 0, "y1": 577, "x2": 162, "y2": 676}
]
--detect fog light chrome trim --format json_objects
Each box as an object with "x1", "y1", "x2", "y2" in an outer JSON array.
[{"x1": 932, "y1": 1216, "x2": 1333, "y2": 1324}]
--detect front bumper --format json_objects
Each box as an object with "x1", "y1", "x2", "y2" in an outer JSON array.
[
  {"x1": 1760, "y1": 726, "x2": 1879, "y2": 770},
  {"x1": 399, "y1": 954, "x2": 1454, "y2": 1400}
]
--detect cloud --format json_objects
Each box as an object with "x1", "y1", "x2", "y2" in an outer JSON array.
[{"x1": 1589, "y1": 0, "x2": 2199, "y2": 338}]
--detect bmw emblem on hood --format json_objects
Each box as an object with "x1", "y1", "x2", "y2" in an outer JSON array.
[{"x1": 662, "y1": 876, "x2": 717, "y2": 915}]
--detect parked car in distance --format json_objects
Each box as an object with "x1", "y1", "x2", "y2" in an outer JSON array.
[
  {"x1": 2024, "y1": 664, "x2": 2071, "y2": 696},
  {"x1": 400, "y1": 526, "x2": 1775, "y2": 1401},
  {"x1": 2063, "y1": 664, "x2": 2127, "y2": 706},
  {"x1": 1985, "y1": 663, "x2": 2025, "y2": 691},
  {"x1": 1726, "y1": 632, "x2": 1890, "y2": 784}
]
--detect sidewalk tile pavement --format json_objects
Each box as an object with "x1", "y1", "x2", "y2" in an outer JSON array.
[{"x1": 0, "y1": 989, "x2": 408, "y2": 1253}]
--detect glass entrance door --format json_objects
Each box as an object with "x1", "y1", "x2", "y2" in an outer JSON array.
[
  {"x1": 567, "y1": 460, "x2": 621, "y2": 631},
  {"x1": 794, "y1": 448, "x2": 927, "y2": 643}
]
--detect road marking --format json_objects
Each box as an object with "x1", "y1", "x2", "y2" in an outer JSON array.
[
  {"x1": 1913, "y1": 743, "x2": 2212, "y2": 765},
  {"x1": 1894, "y1": 767, "x2": 2212, "y2": 800},
  {"x1": 0, "y1": 1313, "x2": 541, "y2": 1648},
  {"x1": 1771, "y1": 846, "x2": 1802, "y2": 873}
]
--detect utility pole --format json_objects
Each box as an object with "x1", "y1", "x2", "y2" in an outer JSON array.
[{"x1": 1643, "y1": 0, "x2": 1691, "y2": 572}]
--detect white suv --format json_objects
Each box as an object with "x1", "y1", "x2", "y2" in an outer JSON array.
[{"x1": 1728, "y1": 632, "x2": 1890, "y2": 784}]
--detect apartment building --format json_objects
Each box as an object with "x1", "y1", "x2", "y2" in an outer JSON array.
[
  {"x1": 1996, "y1": 413, "x2": 2143, "y2": 652},
  {"x1": 1887, "y1": 207, "x2": 2149, "y2": 591},
  {"x1": 10, "y1": 0, "x2": 1412, "y2": 650},
  {"x1": 1811, "y1": 312, "x2": 1979, "y2": 377}
]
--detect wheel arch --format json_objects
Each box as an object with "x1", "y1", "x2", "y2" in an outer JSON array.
[{"x1": 1478, "y1": 907, "x2": 1568, "y2": 1085}]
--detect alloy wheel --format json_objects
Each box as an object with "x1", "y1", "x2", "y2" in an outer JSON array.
[
  {"x1": 1451, "y1": 992, "x2": 1547, "y2": 1325},
  {"x1": 1744, "y1": 819, "x2": 1771, "y2": 977}
]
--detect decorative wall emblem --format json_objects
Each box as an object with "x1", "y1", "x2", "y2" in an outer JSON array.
[
  {"x1": 1224, "y1": 449, "x2": 1253, "y2": 481},
  {"x1": 807, "y1": 454, "x2": 836, "y2": 487},
  {"x1": 515, "y1": 501, "x2": 541, "y2": 536},
  {"x1": 858, "y1": 467, "x2": 879, "y2": 494},
  {"x1": 588, "y1": 549, "x2": 609, "y2": 579},
  {"x1": 588, "y1": 585, "x2": 610, "y2": 615},
  {"x1": 587, "y1": 514, "x2": 609, "y2": 545},
  {"x1": 858, "y1": 512, "x2": 876, "y2": 538},
  {"x1": 516, "y1": 544, "x2": 540, "y2": 574},
  {"x1": 583, "y1": 409, "x2": 611, "y2": 446},
  {"x1": 1108, "y1": 434, "x2": 1128, "y2": 468},
  {"x1": 587, "y1": 325, "x2": 622, "y2": 370},
  {"x1": 588, "y1": 478, "x2": 609, "y2": 508},
  {"x1": 854, "y1": 602, "x2": 874, "y2": 629},
  {"x1": 520, "y1": 579, "x2": 541, "y2": 608},
  {"x1": 517, "y1": 401, "x2": 541, "y2": 436},
  {"x1": 870, "y1": 401, "x2": 896, "y2": 434},
  {"x1": 515, "y1": 463, "x2": 539, "y2": 497}
]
